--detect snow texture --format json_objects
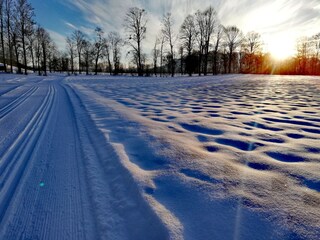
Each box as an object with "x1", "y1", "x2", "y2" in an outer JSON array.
[{"x1": 0, "y1": 73, "x2": 319, "y2": 239}]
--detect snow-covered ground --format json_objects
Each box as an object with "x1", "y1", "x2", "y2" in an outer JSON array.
[{"x1": 0, "y1": 73, "x2": 319, "y2": 239}]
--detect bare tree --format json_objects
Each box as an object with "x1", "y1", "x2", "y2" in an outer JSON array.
[
  {"x1": 195, "y1": 10, "x2": 205, "y2": 75},
  {"x1": 47, "y1": 43, "x2": 59, "y2": 73},
  {"x1": 152, "y1": 37, "x2": 160, "y2": 76},
  {"x1": 66, "y1": 36, "x2": 75, "y2": 74},
  {"x1": 162, "y1": 12, "x2": 175, "y2": 77},
  {"x1": 72, "y1": 30, "x2": 86, "y2": 74},
  {"x1": 243, "y1": 31, "x2": 262, "y2": 73},
  {"x1": 106, "y1": 43, "x2": 112, "y2": 75},
  {"x1": 180, "y1": 14, "x2": 196, "y2": 76},
  {"x1": 179, "y1": 46, "x2": 183, "y2": 75},
  {"x1": 246, "y1": 31, "x2": 262, "y2": 54},
  {"x1": 296, "y1": 36, "x2": 310, "y2": 74},
  {"x1": 82, "y1": 39, "x2": 92, "y2": 75},
  {"x1": 212, "y1": 24, "x2": 223, "y2": 75},
  {"x1": 36, "y1": 26, "x2": 50, "y2": 76},
  {"x1": 11, "y1": 14, "x2": 22, "y2": 74},
  {"x1": 108, "y1": 31, "x2": 122, "y2": 75},
  {"x1": 311, "y1": 33, "x2": 320, "y2": 74},
  {"x1": 27, "y1": 26, "x2": 36, "y2": 72},
  {"x1": 14, "y1": 0, "x2": 34, "y2": 74},
  {"x1": 202, "y1": 6, "x2": 217, "y2": 75},
  {"x1": 0, "y1": 0, "x2": 7, "y2": 72},
  {"x1": 224, "y1": 26, "x2": 243, "y2": 73},
  {"x1": 123, "y1": 7, "x2": 147, "y2": 76},
  {"x1": 159, "y1": 34, "x2": 165, "y2": 77},
  {"x1": 5, "y1": 0, "x2": 13, "y2": 72},
  {"x1": 35, "y1": 25, "x2": 41, "y2": 75},
  {"x1": 93, "y1": 27, "x2": 106, "y2": 75}
]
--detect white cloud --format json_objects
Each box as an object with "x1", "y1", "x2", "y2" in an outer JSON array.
[
  {"x1": 60, "y1": 0, "x2": 320, "y2": 61},
  {"x1": 47, "y1": 29, "x2": 67, "y2": 51},
  {"x1": 65, "y1": 21, "x2": 78, "y2": 30}
]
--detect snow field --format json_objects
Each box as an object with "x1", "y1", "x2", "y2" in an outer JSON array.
[
  {"x1": 0, "y1": 73, "x2": 319, "y2": 239},
  {"x1": 66, "y1": 74, "x2": 320, "y2": 239}
]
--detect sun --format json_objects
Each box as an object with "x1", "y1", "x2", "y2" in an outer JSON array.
[{"x1": 267, "y1": 36, "x2": 296, "y2": 61}]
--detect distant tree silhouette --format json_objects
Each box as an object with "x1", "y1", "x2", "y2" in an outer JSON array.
[
  {"x1": 27, "y1": 27, "x2": 36, "y2": 72},
  {"x1": 180, "y1": 14, "x2": 196, "y2": 76},
  {"x1": 5, "y1": 0, "x2": 14, "y2": 73},
  {"x1": 202, "y1": 6, "x2": 217, "y2": 75},
  {"x1": 12, "y1": 16, "x2": 21, "y2": 74},
  {"x1": 14, "y1": 0, "x2": 34, "y2": 75},
  {"x1": 124, "y1": 7, "x2": 147, "y2": 76},
  {"x1": 82, "y1": 39, "x2": 92, "y2": 75},
  {"x1": 224, "y1": 26, "x2": 243, "y2": 73},
  {"x1": 93, "y1": 27, "x2": 107, "y2": 75},
  {"x1": 106, "y1": 42, "x2": 112, "y2": 75},
  {"x1": 162, "y1": 12, "x2": 175, "y2": 77},
  {"x1": 0, "y1": 0, "x2": 7, "y2": 72},
  {"x1": 179, "y1": 46, "x2": 183, "y2": 75},
  {"x1": 72, "y1": 30, "x2": 86, "y2": 74},
  {"x1": 66, "y1": 36, "x2": 75, "y2": 74},
  {"x1": 108, "y1": 31, "x2": 123, "y2": 75},
  {"x1": 242, "y1": 31, "x2": 262, "y2": 73},
  {"x1": 195, "y1": 10, "x2": 205, "y2": 76},
  {"x1": 36, "y1": 26, "x2": 50, "y2": 76},
  {"x1": 152, "y1": 37, "x2": 160, "y2": 76},
  {"x1": 159, "y1": 34, "x2": 165, "y2": 77},
  {"x1": 212, "y1": 24, "x2": 223, "y2": 75}
]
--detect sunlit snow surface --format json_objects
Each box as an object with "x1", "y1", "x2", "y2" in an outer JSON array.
[
  {"x1": 67, "y1": 74, "x2": 320, "y2": 239},
  {"x1": 0, "y1": 74, "x2": 319, "y2": 239}
]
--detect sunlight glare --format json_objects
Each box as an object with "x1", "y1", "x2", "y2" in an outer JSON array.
[{"x1": 268, "y1": 36, "x2": 296, "y2": 60}]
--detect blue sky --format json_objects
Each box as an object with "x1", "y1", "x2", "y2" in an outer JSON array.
[{"x1": 30, "y1": 0, "x2": 320, "y2": 59}]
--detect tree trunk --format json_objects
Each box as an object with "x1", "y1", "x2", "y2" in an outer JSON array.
[
  {"x1": 6, "y1": 8, "x2": 13, "y2": 73},
  {"x1": 71, "y1": 57, "x2": 74, "y2": 74},
  {"x1": 180, "y1": 48, "x2": 183, "y2": 76},
  {"x1": 37, "y1": 55, "x2": 41, "y2": 75},
  {"x1": 22, "y1": 30, "x2": 27, "y2": 75},
  {"x1": 153, "y1": 60, "x2": 157, "y2": 76},
  {"x1": 170, "y1": 44, "x2": 174, "y2": 77},
  {"x1": 228, "y1": 50, "x2": 233, "y2": 73},
  {"x1": 13, "y1": 34, "x2": 21, "y2": 74},
  {"x1": 107, "y1": 56, "x2": 112, "y2": 75},
  {"x1": 30, "y1": 47, "x2": 35, "y2": 72},
  {"x1": 94, "y1": 56, "x2": 99, "y2": 75},
  {"x1": 160, "y1": 42, "x2": 163, "y2": 77},
  {"x1": 86, "y1": 55, "x2": 89, "y2": 75},
  {"x1": 78, "y1": 53, "x2": 81, "y2": 74},
  {"x1": 137, "y1": 38, "x2": 143, "y2": 76},
  {"x1": 0, "y1": 14, "x2": 7, "y2": 72},
  {"x1": 42, "y1": 42, "x2": 47, "y2": 76},
  {"x1": 204, "y1": 41, "x2": 209, "y2": 76},
  {"x1": 198, "y1": 51, "x2": 202, "y2": 76},
  {"x1": 14, "y1": 45, "x2": 21, "y2": 74}
]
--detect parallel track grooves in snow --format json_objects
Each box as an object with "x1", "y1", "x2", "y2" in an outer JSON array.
[
  {"x1": 0, "y1": 85, "x2": 21, "y2": 97},
  {"x1": 0, "y1": 85, "x2": 55, "y2": 222},
  {"x1": 64, "y1": 84, "x2": 169, "y2": 240},
  {"x1": 0, "y1": 86, "x2": 38, "y2": 119}
]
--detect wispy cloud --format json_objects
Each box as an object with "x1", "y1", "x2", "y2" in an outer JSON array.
[
  {"x1": 47, "y1": 29, "x2": 67, "y2": 51},
  {"x1": 65, "y1": 21, "x2": 78, "y2": 30},
  {"x1": 59, "y1": 0, "x2": 320, "y2": 59}
]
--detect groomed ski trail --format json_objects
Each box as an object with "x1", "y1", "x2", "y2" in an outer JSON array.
[{"x1": 0, "y1": 77, "x2": 168, "y2": 240}]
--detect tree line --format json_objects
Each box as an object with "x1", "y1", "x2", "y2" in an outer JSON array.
[
  {"x1": 0, "y1": 1, "x2": 319, "y2": 76},
  {"x1": 0, "y1": 0, "x2": 54, "y2": 75}
]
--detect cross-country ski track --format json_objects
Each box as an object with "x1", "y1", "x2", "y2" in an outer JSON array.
[{"x1": 0, "y1": 76, "x2": 167, "y2": 240}]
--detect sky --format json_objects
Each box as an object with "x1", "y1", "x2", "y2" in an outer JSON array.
[{"x1": 30, "y1": 0, "x2": 320, "y2": 61}]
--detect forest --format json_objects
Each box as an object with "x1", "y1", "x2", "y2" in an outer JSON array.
[{"x1": 0, "y1": 0, "x2": 320, "y2": 76}]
